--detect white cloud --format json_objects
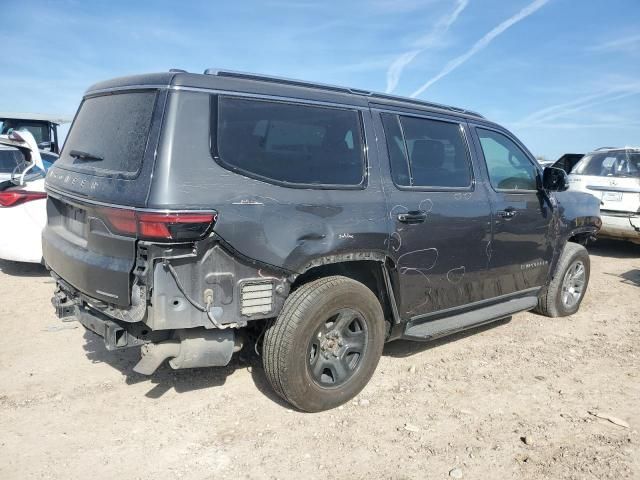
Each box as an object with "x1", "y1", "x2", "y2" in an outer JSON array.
[
  {"x1": 515, "y1": 82, "x2": 640, "y2": 127},
  {"x1": 589, "y1": 33, "x2": 640, "y2": 53},
  {"x1": 410, "y1": 0, "x2": 550, "y2": 97},
  {"x1": 385, "y1": 0, "x2": 468, "y2": 93}
]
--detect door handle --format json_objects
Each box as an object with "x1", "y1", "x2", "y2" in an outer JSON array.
[
  {"x1": 497, "y1": 207, "x2": 517, "y2": 219},
  {"x1": 397, "y1": 210, "x2": 428, "y2": 224}
]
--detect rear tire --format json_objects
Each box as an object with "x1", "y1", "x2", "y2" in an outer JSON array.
[
  {"x1": 535, "y1": 242, "x2": 590, "y2": 317},
  {"x1": 262, "y1": 276, "x2": 385, "y2": 412}
]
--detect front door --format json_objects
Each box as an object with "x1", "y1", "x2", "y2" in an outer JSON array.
[
  {"x1": 471, "y1": 126, "x2": 555, "y2": 295},
  {"x1": 373, "y1": 109, "x2": 493, "y2": 319}
]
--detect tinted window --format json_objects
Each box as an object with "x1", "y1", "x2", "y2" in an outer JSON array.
[
  {"x1": 381, "y1": 114, "x2": 472, "y2": 188},
  {"x1": 573, "y1": 151, "x2": 640, "y2": 178},
  {"x1": 0, "y1": 148, "x2": 24, "y2": 173},
  {"x1": 380, "y1": 114, "x2": 411, "y2": 186},
  {"x1": 216, "y1": 97, "x2": 365, "y2": 186},
  {"x1": 477, "y1": 129, "x2": 538, "y2": 190},
  {"x1": 57, "y1": 91, "x2": 157, "y2": 176}
]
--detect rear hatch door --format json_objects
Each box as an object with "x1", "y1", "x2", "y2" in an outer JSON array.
[
  {"x1": 44, "y1": 89, "x2": 167, "y2": 306},
  {"x1": 568, "y1": 150, "x2": 640, "y2": 213}
]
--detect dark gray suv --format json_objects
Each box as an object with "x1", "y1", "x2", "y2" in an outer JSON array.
[{"x1": 43, "y1": 70, "x2": 601, "y2": 411}]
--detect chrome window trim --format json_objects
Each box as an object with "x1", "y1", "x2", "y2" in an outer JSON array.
[{"x1": 173, "y1": 85, "x2": 370, "y2": 111}]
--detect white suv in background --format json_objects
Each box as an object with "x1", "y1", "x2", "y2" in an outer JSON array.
[{"x1": 568, "y1": 147, "x2": 640, "y2": 244}]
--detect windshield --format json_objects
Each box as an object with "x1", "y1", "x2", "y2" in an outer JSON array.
[
  {"x1": 56, "y1": 91, "x2": 157, "y2": 177},
  {"x1": 573, "y1": 151, "x2": 640, "y2": 178},
  {"x1": 0, "y1": 121, "x2": 50, "y2": 144}
]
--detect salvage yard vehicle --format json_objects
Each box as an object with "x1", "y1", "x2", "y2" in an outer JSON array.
[
  {"x1": 1, "y1": 139, "x2": 57, "y2": 184},
  {"x1": 43, "y1": 70, "x2": 601, "y2": 411},
  {"x1": 0, "y1": 130, "x2": 49, "y2": 263},
  {"x1": 0, "y1": 113, "x2": 71, "y2": 154},
  {"x1": 568, "y1": 147, "x2": 640, "y2": 244},
  {"x1": 551, "y1": 153, "x2": 583, "y2": 174}
]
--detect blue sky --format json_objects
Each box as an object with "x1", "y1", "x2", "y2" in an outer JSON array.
[{"x1": 1, "y1": 0, "x2": 639, "y2": 159}]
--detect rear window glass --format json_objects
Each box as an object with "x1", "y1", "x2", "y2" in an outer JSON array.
[
  {"x1": 57, "y1": 91, "x2": 156, "y2": 177},
  {"x1": 573, "y1": 151, "x2": 640, "y2": 178},
  {"x1": 0, "y1": 148, "x2": 24, "y2": 173},
  {"x1": 215, "y1": 97, "x2": 365, "y2": 187}
]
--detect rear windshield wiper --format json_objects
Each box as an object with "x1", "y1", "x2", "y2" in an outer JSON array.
[{"x1": 69, "y1": 149, "x2": 103, "y2": 162}]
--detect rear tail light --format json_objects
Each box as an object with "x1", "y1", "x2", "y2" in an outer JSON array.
[
  {"x1": 0, "y1": 190, "x2": 47, "y2": 207},
  {"x1": 98, "y1": 207, "x2": 217, "y2": 242}
]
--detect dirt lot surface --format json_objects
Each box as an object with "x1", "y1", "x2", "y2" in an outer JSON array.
[{"x1": 1, "y1": 240, "x2": 638, "y2": 480}]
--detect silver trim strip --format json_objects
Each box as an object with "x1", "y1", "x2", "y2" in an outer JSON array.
[
  {"x1": 45, "y1": 184, "x2": 216, "y2": 214},
  {"x1": 96, "y1": 289, "x2": 119, "y2": 299},
  {"x1": 587, "y1": 185, "x2": 640, "y2": 194},
  {"x1": 171, "y1": 85, "x2": 370, "y2": 111}
]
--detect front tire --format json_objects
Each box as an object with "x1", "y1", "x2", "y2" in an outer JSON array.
[
  {"x1": 262, "y1": 276, "x2": 386, "y2": 412},
  {"x1": 535, "y1": 242, "x2": 590, "y2": 317}
]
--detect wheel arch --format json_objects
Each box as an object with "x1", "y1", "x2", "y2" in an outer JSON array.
[{"x1": 291, "y1": 254, "x2": 399, "y2": 336}]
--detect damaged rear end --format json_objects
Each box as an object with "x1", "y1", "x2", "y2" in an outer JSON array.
[{"x1": 44, "y1": 75, "x2": 289, "y2": 374}]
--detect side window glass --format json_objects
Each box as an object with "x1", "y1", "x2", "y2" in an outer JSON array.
[
  {"x1": 380, "y1": 113, "x2": 410, "y2": 186},
  {"x1": 400, "y1": 116, "x2": 472, "y2": 188},
  {"x1": 215, "y1": 97, "x2": 365, "y2": 187},
  {"x1": 477, "y1": 129, "x2": 538, "y2": 191},
  {"x1": 381, "y1": 113, "x2": 472, "y2": 188}
]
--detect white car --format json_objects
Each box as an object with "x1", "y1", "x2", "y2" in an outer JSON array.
[
  {"x1": 0, "y1": 130, "x2": 48, "y2": 263},
  {"x1": 568, "y1": 147, "x2": 640, "y2": 244},
  {"x1": 1, "y1": 144, "x2": 57, "y2": 183}
]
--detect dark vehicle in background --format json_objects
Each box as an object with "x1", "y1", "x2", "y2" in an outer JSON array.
[
  {"x1": 537, "y1": 153, "x2": 584, "y2": 173},
  {"x1": 43, "y1": 70, "x2": 601, "y2": 411},
  {"x1": 568, "y1": 147, "x2": 640, "y2": 244},
  {"x1": 552, "y1": 153, "x2": 584, "y2": 174},
  {"x1": 0, "y1": 113, "x2": 71, "y2": 154}
]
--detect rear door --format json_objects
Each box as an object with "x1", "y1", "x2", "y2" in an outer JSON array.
[
  {"x1": 471, "y1": 125, "x2": 554, "y2": 296},
  {"x1": 43, "y1": 89, "x2": 167, "y2": 305},
  {"x1": 372, "y1": 107, "x2": 493, "y2": 319}
]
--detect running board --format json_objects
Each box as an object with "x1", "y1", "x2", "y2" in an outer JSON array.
[{"x1": 402, "y1": 296, "x2": 538, "y2": 341}]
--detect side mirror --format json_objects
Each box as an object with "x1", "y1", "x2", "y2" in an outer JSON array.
[{"x1": 542, "y1": 166, "x2": 569, "y2": 192}]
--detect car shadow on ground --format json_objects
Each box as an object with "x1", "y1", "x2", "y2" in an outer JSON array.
[
  {"x1": 81, "y1": 318, "x2": 514, "y2": 408},
  {"x1": 0, "y1": 259, "x2": 48, "y2": 277},
  {"x1": 81, "y1": 328, "x2": 292, "y2": 407},
  {"x1": 588, "y1": 238, "x2": 639, "y2": 259},
  {"x1": 383, "y1": 317, "x2": 512, "y2": 358},
  {"x1": 605, "y1": 268, "x2": 640, "y2": 287}
]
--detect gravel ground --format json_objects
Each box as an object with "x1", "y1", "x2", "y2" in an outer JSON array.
[{"x1": 0, "y1": 239, "x2": 638, "y2": 479}]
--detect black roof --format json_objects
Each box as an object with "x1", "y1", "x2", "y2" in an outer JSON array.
[{"x1": 86, "y1": 69, "x2": 487, "y2": 122}]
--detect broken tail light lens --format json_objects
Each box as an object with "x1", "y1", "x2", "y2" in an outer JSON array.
[
  {"x1": 0, "y1": 191, "x2": 47, "y2": 207},
  {"x1": 98, "y1": 207, "x2": 217, "y2": 242}
]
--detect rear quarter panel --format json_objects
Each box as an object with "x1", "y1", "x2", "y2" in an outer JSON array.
[{"x1": 148, "y1": 90, "x2": 390, "y2": 273}]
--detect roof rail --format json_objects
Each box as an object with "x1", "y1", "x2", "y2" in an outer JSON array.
[
  {"x1": 169, "y1": 68, "x2": 188, "y2": 73},
  {"x1": 595, "y1": 146, "x2": 617, "y2": 151},
  {"x1": 203, "y1": 68, "x2": 484, "y2": 119}
]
